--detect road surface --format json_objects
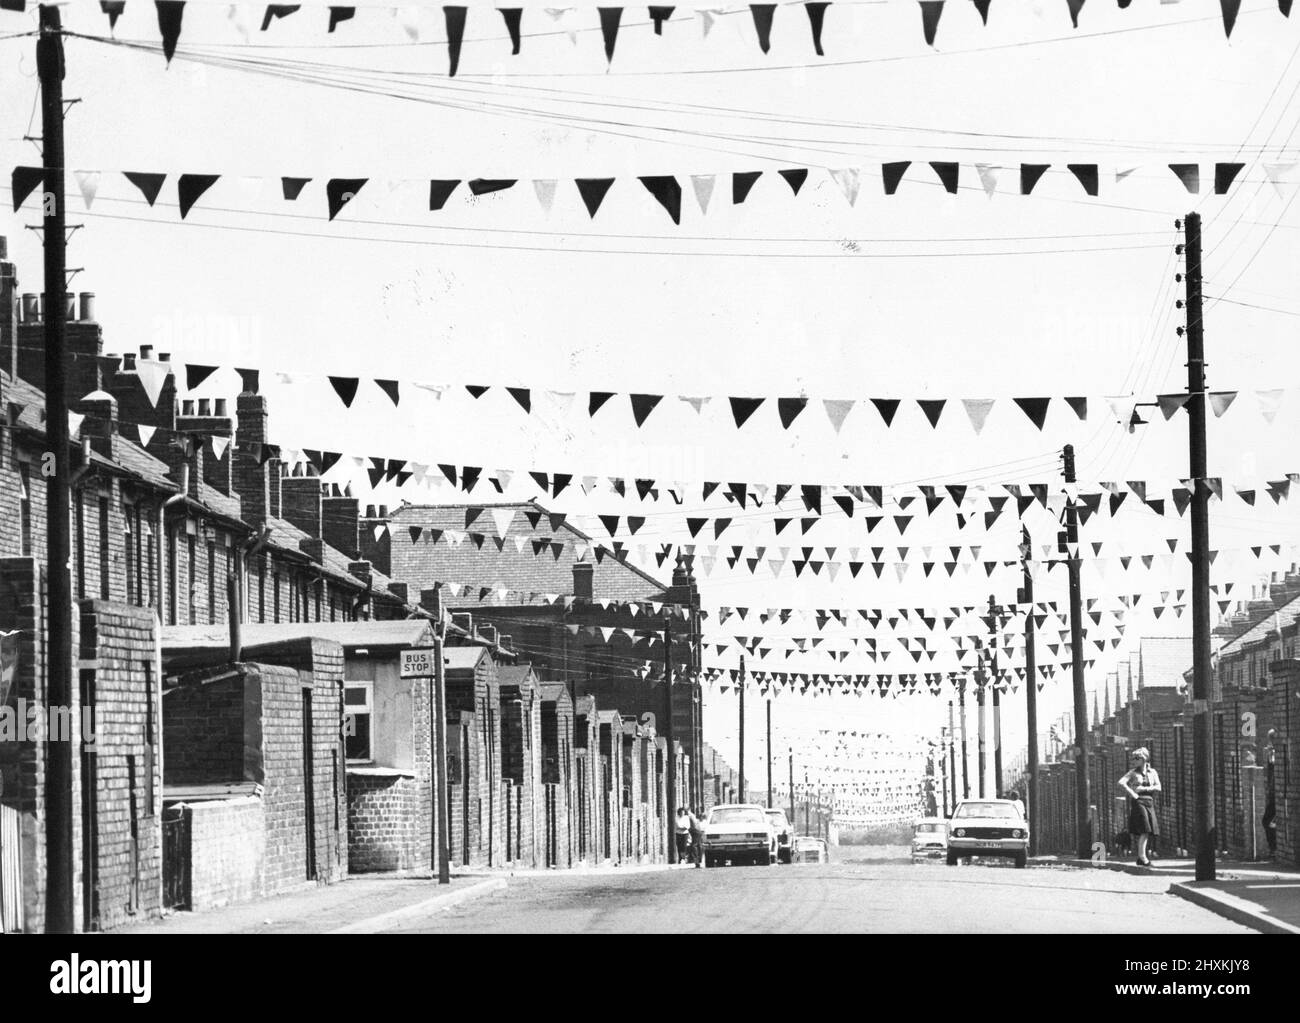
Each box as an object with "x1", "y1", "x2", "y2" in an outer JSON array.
[{"x1": 377, "y1": 848, "x2": 1253, "y2": 934}]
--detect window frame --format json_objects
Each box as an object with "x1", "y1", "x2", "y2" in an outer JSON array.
[{"x1": 344, "y1": 680, "x2": 375, "y2": 765}]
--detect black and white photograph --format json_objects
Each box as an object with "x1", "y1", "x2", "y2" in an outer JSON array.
[{"x1": 0, "y1": 0, "x2": 1296, "y2": 1001}]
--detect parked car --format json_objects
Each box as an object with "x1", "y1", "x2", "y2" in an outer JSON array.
[
  {"x1": 765, "y1": 808, "x2": 794, "y2": 864},
  {"x1": 793, "y1": 836, "x2": 828, "y2": 863},
  {"x1": 945, "y1": 799, "x2": 1029, "y2": 868},
  {"x1": 703, "y1": 804, "x2": 778, "y2": 866},
  {"x1": 910, "y1": 817, "x2": 948, "y2": 861}
]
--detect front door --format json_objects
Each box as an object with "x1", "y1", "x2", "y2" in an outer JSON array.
[{"x1": 302, "y1": 687, "x2": 317, "y2": 881}]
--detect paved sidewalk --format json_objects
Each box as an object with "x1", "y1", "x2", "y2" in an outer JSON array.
[
  {"x1": 117, "y1": 874, "x2": 499, "y2": 935},
  {"x1": 1032, "y1": 853, "x2": 1300, "y2": 933}
]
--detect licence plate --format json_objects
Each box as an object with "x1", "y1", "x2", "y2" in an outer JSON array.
[{"x1": 975, "y1": 841, "x2": 1001, "y2": 848}]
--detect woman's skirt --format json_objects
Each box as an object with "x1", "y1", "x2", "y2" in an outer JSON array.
[{"x1": 1129, "y1": 796, "x2": 1159, "y2": 836}]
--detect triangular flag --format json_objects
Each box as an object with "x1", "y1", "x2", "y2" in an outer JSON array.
[
  {"x1": 1064, "y1": 396, "x2": 1088, "y2": 420},
  {"x1": 329, "y1": 377, "x2": 359, "y2": 408},
  {"x1": 75, "y1": 170, "x2": 101, "y2": 209},
  {"x1": 444, "y1": 6, "x2": 467, "y2": 76},
  {"x1": 507, "y1": 387, "x2": 532, "y2": 413},
  {"x1": 428, "y1": 179, "x2": 461, "y2": 210},
  {"x1": 919, "y1": 0, "x2": 944, "y2": 46},
  {"x1": 156, "y1": 1, "x2": 186, "y2": 64},
  {"x1": 829, "y1": 167, "x2": 861, "y2": 206},
  {"x1": 918, "y1": 399, "x2": 945, "y2": 428},
  {"x1": 1220, "y1": 0, "x2": 1241, "y2": 37},
  {"x1": 101, "y1": 1, "x2": 126, "y2": 30},
  {"x1": 532, "y1": 179, "x2": 557, "y2": 214},
  {"x1": 882, "y1": 161, "x2": 911, "y2": 196},
  {"x1": 730, "y1": 397, "x2": 765, "y2": 427},
  {"x1": 177, "y1": 173, "x2": 219, "y2": 219},
  {"x1": 777, "y1": 397, "x2": 808, "y2": 429},
  {"x1": 1066, "y1": 0, "x2": 1084, "y2": 28},
  {"x1": 1013, "y1": 397, "x2": 1050, "y2": 430},
  {"x1": 805, "y1": 2, "x2": 829, "y2": 54},
  {"x1": 1215, "y1": 162, "x2": 1244, "y2": 193},
  {"x1": 640, "y1": 176, "x2": 682, "y2": 224},
  {"x1": 691, "y1": 174, "x2": 715, "y2": 214},
  {"x1": 962, "y1": 398, "x2": 994, "y2": 434},
  {"x1": 1156, "y1": 393, "x2": 1189, "y2": 420},
  {"x1": 328, "y1": 7, "x2": 355, "y2": 32},
  {"x1": 823, "y1": 399, "x2": 854, "y2": 433},
  {"x1": 597, "y1": 7, "x2": 622, "y2": 62},
  {"x1": 750, "y1": 4, "x2": 776, "y2": 53},
  {"x1": 375, "y1": 379, "x2": 400, "y2": 406},
  {"x1": 1264, "y1": 162, "x2": 1298, "y2": 200},
  {"x1": 326, "y1": 178, "x2": 366, "y2": 220},
  {"x1": 1020, "y1": 164, "x2": 1049, "y2": 195},
  {"x1": 649, "y1": 6, "x2": 674, "y2": 34},
  {"x1": 1208, "y1": 391, "x2": 1238, "y2": 417},
  {"x1": 261, "y1": 4, "x2": 300, "y2": 31},
  {"x1": 124, "y1": 172, "x2": 167, "y2": 206},
  {"x1": 630, "y1": 393, "x2": 663, "y2": 426},
  {"x1": 11, "y1": 167, "x2": 43, "y2": 212},
  {"x1": 1170, "y1": 164, "x2": 1200, "y2": 194},
  {"x1": 975, "y1": 163, "x2": 999, "y2": 198},
  {"x1": 930, "y1": 161, "x2": 959, "y2": 194},
  {"x1": 778, "y1": 168, "x2": 809, "y2": 195},
  {"x1": 575, "y1": 178, "x2": 615, "y2": 218},
  {"x1": 589, "y1": 391, "x2": 615, "y2": 416},
  {"x1": 732, "y1": 171, "x2": 763, "y2": 204},
  {"x1": 136, "y1": 360, "x2": 171, "y2": 408},
  {"x1": 1067, "y1": 164, "x2": 1098, "y2": 196},
  {"x1": 973, "y1": 0, "x2": 991, "y2": 23},
  {"x1": 871, "y1": 398, "x2": 900, "y2": 427},
  {"x1": 500, "y1": 7, "x2": 523, "y2": 52},
  {"x1": 1256, "y1": 388, "x2": 1284, "y2": 424}
]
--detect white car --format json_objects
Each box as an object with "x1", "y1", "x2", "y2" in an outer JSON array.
[
  {"x1": 703, "y1": 804, "x2": 778, "y2": 867},
  {"x1": 945, "y1": 799, "x2": 1029, "y2": 868},
  {"x1": 793, "y1": 836, "x2": 828, "y2": 863},
  {"x1": 911, "y1": 817, "x2": 948, "y2": 862}
]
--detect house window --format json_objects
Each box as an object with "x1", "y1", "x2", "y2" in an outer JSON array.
[
  {"x1": 207, "y1": 540, "x2": 216, "y2": 624},
  {"x1": 187, "y1": 534, "x2": 197, "y2": 625},
  {"x1": 18, "y1": 463, "x2": 32, "y2": 556},
  {"x1": 344, "y1": 681, "x2": 374, "y2": 763},
  {"x1": 98, "y1": 495, "x2": 110, "y2": 600},
  {"x1": 74, "y1": 494, "x2": 86, "y2": 599}
]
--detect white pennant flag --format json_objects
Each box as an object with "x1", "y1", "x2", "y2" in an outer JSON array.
[
  {"x1": 137, "y1": 424, "x2": 156, "y2": 447},
  {"x1": 1105, "y1": 395, "x2": 1138, "y2": 426},
  {"x1": 1256, "y1": 388, "x2": 1285, "y2": 424},
  {"x1": 412, "y1": 382, "x2": 447, "y2": 400},
  {"x1": 532, "y1": 179, "x2": 557, "y2": 215},
  {"x1": 491, "y1": 508, "x2": 515, "y2": 538},
  {"x1": 74, "y1": 171, "x2": 100, "y2": 209},
  {"x1": 68, "y1": 411, "x2": 84, "y2": 439},
  {"x1": 1264, "y1": 162, "x2": 1298, "y2": 200},
  {"x1": 975, "y1": 164, "x2": 999, "y2": 198},
  {"x1": 494, "y1": 468, "x2": 514, "y2": 489},
  {"x1": 823, "y1": 399, "x2": 854, "y2": 434},
  {"x1": 1115, "y1": 166, "x2": 1140, "y2": 184},
  {"x1": 210, "y1": 435, "x2": 231, "y2": 460},
  {"x1": 396, "y1": 6, "x2": 420, "y2": 41},
  {"x1": 549, "y1": 391, "x2": 576, "y2": 412},
  {"x1": 698, "y1": 8, "x2": 723, "y2": 37},
  {"x1": 545, "y1": 8, "x2": 579, "y2": 45},
  {"x1": 691, "y1": 174, "x2": 715, "y2": 214},
  {"x1": 962, "y1": 398, "x2": 995, "y2": 435},
  {"x1": 136, "y1": 359, "x2": 171, "y2": 408},
  {"x1": 228, "y1": 4, "x2": 253, "y2": 41},
  {"x1": 680, "y1": 396, "x2": 711, "y2": 414},
  {"x1": 829, "y1": 167, "x2": 861, "y2": 206}
]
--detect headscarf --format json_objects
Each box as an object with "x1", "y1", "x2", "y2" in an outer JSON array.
[{"x1": 1131, "y1": 747, "x2": 1150, "y2": 762}]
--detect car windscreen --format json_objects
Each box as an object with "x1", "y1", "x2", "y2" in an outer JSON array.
[
  {"x1": 953, "y1": 802, "x2": 1019, "y2": 819},
  {"x1": 915, "y1": 823, "x2": 945, "y2": 833},
  {"x1": 765, "y1": 813, "x2": 788, "y2": 827},
  {"x1": 710, "y1": 808, "x2": 765, "y2": 825}
]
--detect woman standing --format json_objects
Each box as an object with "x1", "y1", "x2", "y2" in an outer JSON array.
[{"x1": 1118, "y1": 747, "x2": 1162, "y2": 866}]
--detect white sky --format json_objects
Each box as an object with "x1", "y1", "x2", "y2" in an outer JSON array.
[{"x1": 3, "y1": 0, "x2": 1300, "y2": 795}]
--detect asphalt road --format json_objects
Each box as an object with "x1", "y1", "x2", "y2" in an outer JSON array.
[{"x1": 379, "y1": 847, "x2": 1254, "y2": 934}]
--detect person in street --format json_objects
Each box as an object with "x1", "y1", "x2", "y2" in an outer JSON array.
[
  {"x1": 674, "y1": 807, "x2": 691, "y2": 864},
  {"x1": 689, "y1": 807, "x2": 707, "y2": 868},
  {"x1": 1006, "y1": 790, "x2": 1025, "y2": 819},
  {"x1": 1263, "y1": 730, "x2": 1278, "y2": 858},
  {"x1": 1118, "y1": 747, "x2": 1162, "y2": 866}
]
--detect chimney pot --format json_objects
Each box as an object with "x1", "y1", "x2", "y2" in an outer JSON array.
[
  {"x1": 121, "y1": 352, "x2": 136, "y2": 371},
  {"x1": 79, "y1": 292, "x2": 95, "y2": 321},
  {"x1": 293, "y1": 462, "x2": 305, "y2": 478},
  {"x1": 378, "y1": 505, "x2": 388, "y2": 518},
  {"x1": 197, "y1": 398, "x2": 211, "y2": 416},
  {"x1": 139, "y1": 344, "x2": 154, "y2": 361},
  {"x1": 365, "y1": 504, "x2": 377, "y2": 518},
  {"x1": 21, "y1": 293, "x2": 38, "y2": 322},
  {"x1": 182, "y1": 399, "x2": 196, "y2": 416},
  {"x1": 158, "y1": 352, "x2": 170, "y2": 363},
  {"x1": 64, "y1": 293, "x2": 76, "y2": 319},
  {"x1": 213, "y1": 398, "x2": 227, "y2": 416}
]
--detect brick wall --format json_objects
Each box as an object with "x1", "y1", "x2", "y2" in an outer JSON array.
[
  {"x1": 0, "y1": 557, "x2": 84, "y2": 933},
  {"x1": 183, "y1": 796, "x2": 265, "y2": 912},
  {"x1": 346, "y1": 770, "x2": 424, "y2": 872},
  {"x1": 78, "y1": 599, "x2": 163, "y2": 931},
  {"x1": 1268, "y1": 660, "x2": 1299, "y2": 864},
  {"x1": 445, "y1": 654, "x2": 504, "y2": 868}
]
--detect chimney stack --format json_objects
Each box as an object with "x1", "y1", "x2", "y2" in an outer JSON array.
[
  {"x1": 176, "y1": 390, "x2": 234, "y2": 497},
  {"x1": 573, "y1": 561, "x2": 594, "y2": 600},
  {"x1": 323, "y1": 482, "x2": 360, "y2": 559},
  {"x1": 72, "y1": 389, "x2": 119, "y2": 460},
  {"x1": 281, "y1": 461, "x2": 324, "y2": 539},
  {"x1": 233, "y1": 391, "x2": 272, "y2": 527},
  {"x1": 358, "y1": 504, "x2": 392, "y2": 576},
  {"x1": 106, "y1": 344, "x2": 174, "y2": 459}
]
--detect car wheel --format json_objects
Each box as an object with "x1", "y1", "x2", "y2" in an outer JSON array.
[
  {"x1": 946, "y1": 851, "x2": 958, "y2": 866},
  {"x1": 1014, "y1": 851, "x2": 1027, "y2": 869}
]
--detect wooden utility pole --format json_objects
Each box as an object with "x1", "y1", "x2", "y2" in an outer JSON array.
[
  {"x1": 1062, "y1": 443, "x2": 1092, "y2": 860},
  {"x1": 664, "y1": 620, "x2": 676, "y2": 863},
  {"x1": 958, "y1": 680, "x2": 969, "y2": 799},
  {"x1": 1021, "y1": 526, "x2": 1040, "y2": 856},
  {"x1": 976, "y1": 675, "x2": 986, "y2": 798},
  {"x1": 38, "y1": 4, "x2": 74, "y2": 935},
  {"x1": 432, "y1": 584, "x2": 450, "y2": 884},
  {"x1": 788, "y1": 747, "x2": 795, "y2": 826},
  {"x1": 1183, "y1": 213, "x2": 1216, "y2": 882},
  {"x1": 765, "y1": 698, "x2": 772, "y2": 808},
  {"x1": 947, "y1": 699, "x2": 958, "y2": 810},
  {"x1": 737, "y1": 655, "x2": 746, "y2": 803},
  {"x1": 988, "y1": 594, "x2": 1004, "y2": 797}
]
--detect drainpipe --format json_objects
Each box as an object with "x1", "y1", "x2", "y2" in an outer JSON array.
[
  {"x1": 67, "y1": 437, "x2": 92, "y2": 488},
  {"x1": 241, "y1": 526, "x2": 273, "y2": 624},
  {"x1": 156, "y1": 464, "x2": 189, "y2": 624}
]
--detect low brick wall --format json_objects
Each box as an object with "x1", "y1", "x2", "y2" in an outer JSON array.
[
  {"x1": 185, "y1": 797, "x2": 265, "y2": 912},
  {"x1": 347, "y1": 770, "x2": 426, "y2": 873}
]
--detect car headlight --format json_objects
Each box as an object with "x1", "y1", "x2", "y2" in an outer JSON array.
[
  {"x1": 954, "y1": 828, "x2": 966, "y2": 837},
  {"x1": 1013, "y1": 829, "x2": 1024, "y2": 839}
]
